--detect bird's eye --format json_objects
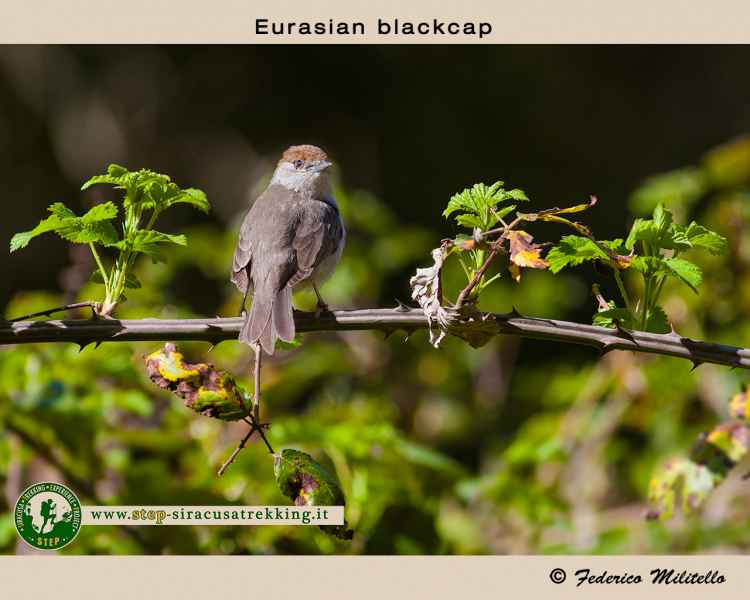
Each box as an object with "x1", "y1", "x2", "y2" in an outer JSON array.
[{"x1": 294, "y1": 159, "x2": 304, "y2": 169}]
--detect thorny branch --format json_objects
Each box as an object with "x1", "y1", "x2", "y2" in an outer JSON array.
[{"x1": 2, "y1": 308, "x2": 750, "y2": 370}]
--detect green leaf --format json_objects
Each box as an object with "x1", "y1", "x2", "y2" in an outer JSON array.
[
  {"x1": 168, "y1": 187, "x2": 210, "y2": 213},
  {"x1": 443, "y1": 181, "x2": 524, "y2": 231},
  {"x1": 546, "y1": 235, "x2": 609, "y2": 273},
  {"x1": 625, "y1": 218, "x2": 655, "y2": 251},
  {"x1": 629, "y1": 255, "x2": 666, "y2": 276},
  {"x1": 142, "y1": 182, "x2": 210, "y2": 214},
  {"x1": 644, "y1": 305, "x2": 671, "y2": 333},
  {"x1": 274, "y1": 448, "x2": 352, "y2": 540},
  {"x1": 599, "y1": 238, "x2": 627, "y2": 253},
  {"x1": 81, "y1": 163, "x2": 132, "y2": 190},
  {"x1": 493, "y1": 204, "x2": 517, "y2": 221},
  {"x1": 444, "y1": 186, "x2": 481, "y2": 218},
  {"x1": 674, "y1": 222, "x2": 727, "y2": 255},
  {"x1": 455, "y1": 214, "x2": 484, "y2": 229},
  {"x1": 81, "y1": 201, "x2": 118, "y2": 223},
  {"x1": 83, "y1": 164, "x2": 209, "y2": 214},
  {"x1": 506, "y1": 188, "x2": 529, "y2": 201},
  {"x1": 664, "y1": 257, "x2": 702, "y2": 293},
  {"x1": 625, "y1": 204, "x2": 675, "y2": 251},
  {"x1": 652, "y1": 203, "x2": 673, "y2": 234},
  {"x1": 10, "y1": 201, "x2": 118, "y2": 252},
  {"x1": 113, "y1": 230, "x2": 187, "y2": 255},
  {"x1": 624, "y1": 204, "x2": 722, "y2": 259},
  {"x1": 592, "y1": 307, "x2": 636, "y2": 329},
  {"x1": 10, "y1": 206, "x2": 69, "y2": 252}
]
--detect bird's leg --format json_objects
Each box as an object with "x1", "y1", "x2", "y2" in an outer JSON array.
[{"x1": 312, "y1": 283, "x2": 329, "y2": 318}]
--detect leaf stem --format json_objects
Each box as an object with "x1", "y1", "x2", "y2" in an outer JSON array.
[
  {"x1": 613, "y1": 269, "x2": 632, "y2": 314},
  {"x1": 144, "y1": 209, "x2": 160, "y2": 231},
  {"x1": 88, "y1": 243, "x2": 110, "y2": 292},
  {"x1": 642, "y1": 274, "x2": 652, "y2": 329}
]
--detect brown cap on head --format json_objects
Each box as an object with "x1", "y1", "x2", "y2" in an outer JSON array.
[{"x1": 280, "y1": 144, "x2": 328, "y2": 165}]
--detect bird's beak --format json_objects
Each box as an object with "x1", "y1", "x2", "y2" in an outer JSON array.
[{"x1": 310, "y1": 160, "x2": 332, "y2": 172}]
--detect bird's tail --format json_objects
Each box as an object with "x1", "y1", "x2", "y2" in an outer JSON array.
[{"x1": 240, "y1": 285, "x2": 295, "y2": 354}]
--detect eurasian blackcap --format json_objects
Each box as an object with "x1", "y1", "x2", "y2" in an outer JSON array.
[{"x1": 231, "y1": 144, "x2": 345, "y2": 354}]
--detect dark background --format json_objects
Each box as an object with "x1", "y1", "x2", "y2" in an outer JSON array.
[{"x1": 2, "y1": 46, "x2": 749, "y2": 313}]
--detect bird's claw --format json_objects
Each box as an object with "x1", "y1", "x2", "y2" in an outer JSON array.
[{"x1": 314, "y1": 302, "x2": 330, "y2": 319}]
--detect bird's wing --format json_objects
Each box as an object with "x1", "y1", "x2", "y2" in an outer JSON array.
[
  {"x1": 287, "y1": 199, "x2": 343, "y2": 289},
  {"x1": 230, "y1": 209, "x2": 254, "y2": 293}
]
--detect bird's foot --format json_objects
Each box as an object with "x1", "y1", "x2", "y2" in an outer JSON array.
[{"x1": 314, "y1": 302, "x2": 330, "y2": 319}]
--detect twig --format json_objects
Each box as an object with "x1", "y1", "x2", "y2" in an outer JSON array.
[
  {"x1": 455, "y1": 244, "x2": 501, "y2": 307},
  {"x1": 252, "y1": 344, "x2": 261, "y2": 422},
  {"x1": 217, "y1": 425, "x2": 256, "y2": 476},
  {"x1": 8, "y1": 301, "x2": 99, "y2": 322},
  {"x1": 217, "y1": 346, "x2": 274, "y2": 475},
  {"x1": 1, "y1": 308, "x2": 750, "y2": 370},
  {"x1": 253, "y1": 422, "x2": 275, "y2": 454},
  {"x1": 217, "y1": 416, "x2": 274, "y2": 475}
]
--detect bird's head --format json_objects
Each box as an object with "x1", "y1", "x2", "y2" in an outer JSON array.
[{"x1": 272, "y1": 144, "x2": 333, "y2": 193}]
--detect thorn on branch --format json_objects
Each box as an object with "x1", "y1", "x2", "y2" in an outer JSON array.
[
  {"x1": 9, "y1": 301, "x2": 100, "y2": 322},
  {"x1": 614, "y1": 322, "x2": 636, "y2": 343},
  {"x1": 393, "y1": 299, "x2": 411, "y2": 312}
]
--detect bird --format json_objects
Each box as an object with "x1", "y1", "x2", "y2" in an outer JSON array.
[{"x1": 231, "y1": 144, "x2": 345, "y2": 355}]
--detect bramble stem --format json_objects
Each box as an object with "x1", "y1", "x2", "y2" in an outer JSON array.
[{"x1": 3, "y1": 309, "x2": 749, "y2": 370}]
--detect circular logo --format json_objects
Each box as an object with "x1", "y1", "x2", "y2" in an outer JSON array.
[{"x1": 14, "y1": 482, "x2": 82, "y2": 550}]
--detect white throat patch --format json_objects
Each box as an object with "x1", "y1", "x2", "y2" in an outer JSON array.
[{"x1": 271, "y1": 163, "x2": 325, "y2": 193}]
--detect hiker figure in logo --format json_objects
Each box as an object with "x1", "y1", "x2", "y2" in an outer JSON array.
[
  {"x1": 39, "y1": 498, "x2": 57, "y2": 534},
  {"x1": 23, "y1": 504, "x2": 34, "y2": 533}
]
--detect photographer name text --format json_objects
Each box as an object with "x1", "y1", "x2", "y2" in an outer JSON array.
[{"x1": 574, "y1": 568, "x2": 726, "y2": 587}]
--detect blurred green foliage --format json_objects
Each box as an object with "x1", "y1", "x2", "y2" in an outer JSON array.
[{"x1": 2, "y1": 138, "x2": 750, "y2": 555}]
